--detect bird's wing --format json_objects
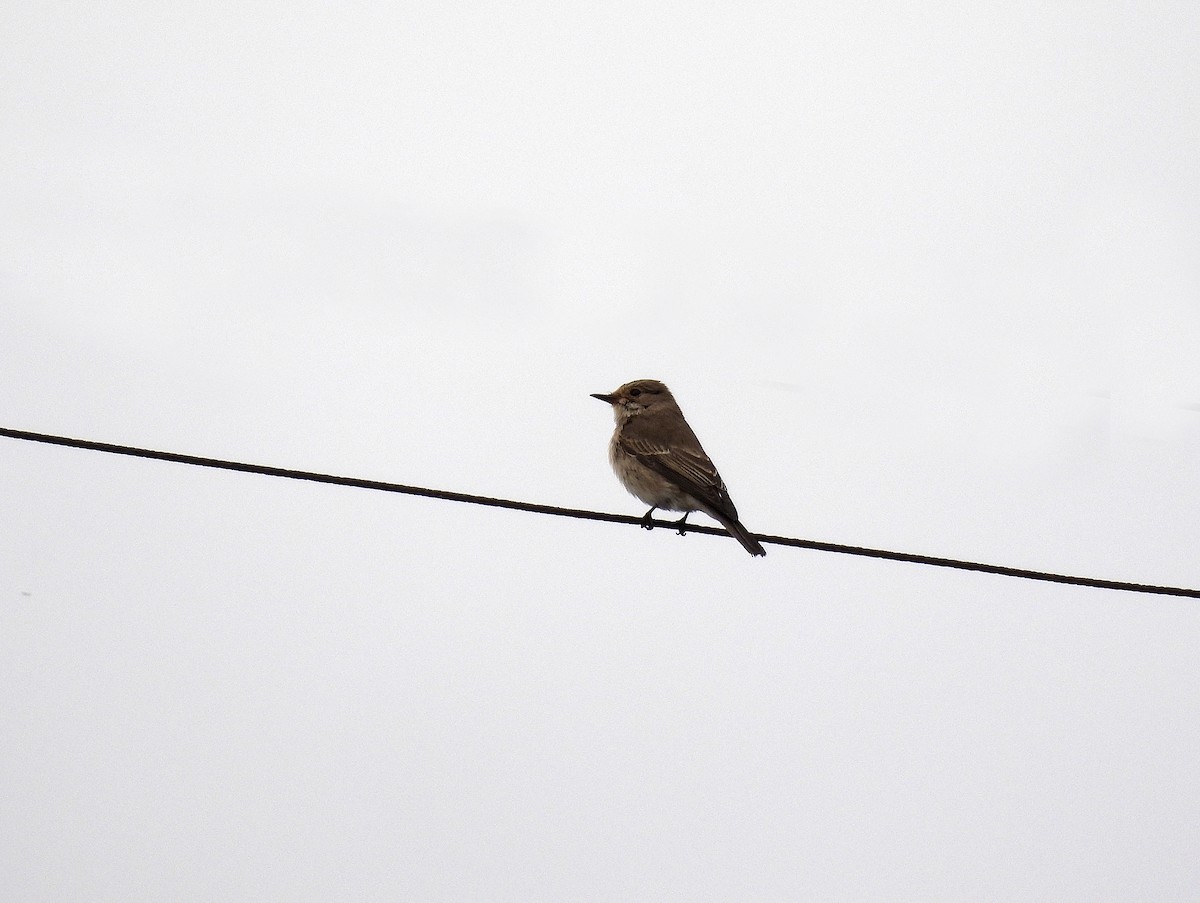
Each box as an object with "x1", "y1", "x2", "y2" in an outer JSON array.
[{"x1": 618, "y1": 434, "x2": 739, "y2": 519}]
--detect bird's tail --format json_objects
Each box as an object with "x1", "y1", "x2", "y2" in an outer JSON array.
[{"x1": 709, "y1": 510, "x2": 767, "y2": 557}]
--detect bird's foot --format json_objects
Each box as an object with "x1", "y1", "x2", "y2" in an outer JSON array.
[
  {"x1": 640, "y1": 508, "x2": 657, "y2": 531},
  {"x1": 673, "y1": 513, "x2": 690, "y2": 536}
]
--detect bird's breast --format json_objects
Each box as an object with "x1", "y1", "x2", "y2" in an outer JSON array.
[{"x1": 608, "y1": 433, "x2": 697, "y2": 512}]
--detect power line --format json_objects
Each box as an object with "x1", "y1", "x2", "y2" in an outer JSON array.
[{"x1": 2, "y1": 425, "x2": 1197, "y2": 599}]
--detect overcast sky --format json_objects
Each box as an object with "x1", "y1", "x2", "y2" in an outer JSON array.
[{"x1": 3, "y1": 2, "x2": 1199, "y2": 900}]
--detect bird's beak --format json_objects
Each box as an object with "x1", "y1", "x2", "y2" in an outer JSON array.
[{"x1": 590, "y1": 393, "x2": 618, "y2": 404}]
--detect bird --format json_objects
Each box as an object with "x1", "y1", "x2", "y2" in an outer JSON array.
[{"x1": 591, "y1": 379, "x2": 766, "y2": 556}]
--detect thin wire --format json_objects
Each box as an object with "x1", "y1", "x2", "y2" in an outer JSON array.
[{"x1": 2, "y1": 425, "x2": 1197, "y2": 599}]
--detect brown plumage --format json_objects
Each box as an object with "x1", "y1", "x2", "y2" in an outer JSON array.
[{"x1": 591, "y1": 379, "x2": 766, "y2": 556}]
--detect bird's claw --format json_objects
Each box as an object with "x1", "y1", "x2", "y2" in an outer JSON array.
[{"x1": 640, "y1": 509, "x2": 688, "y2": 536}]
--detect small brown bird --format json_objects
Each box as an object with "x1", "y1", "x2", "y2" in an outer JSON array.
[{"x1": 591, "y1": 379, "x2": 766, "y2": 556}]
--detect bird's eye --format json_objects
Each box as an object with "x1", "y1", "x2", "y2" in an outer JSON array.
[{"x1": 629, "y1": 388, "x2": 642, "y2": 397}]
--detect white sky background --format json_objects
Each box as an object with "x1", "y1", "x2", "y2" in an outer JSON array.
[{"x1": 2, "y1": 2, "x2": 1199, "y2": 899}]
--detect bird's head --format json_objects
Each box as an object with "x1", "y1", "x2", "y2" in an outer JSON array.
[{"x1": 590, "y1": 379, "x2": 675, "y2": 421}]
